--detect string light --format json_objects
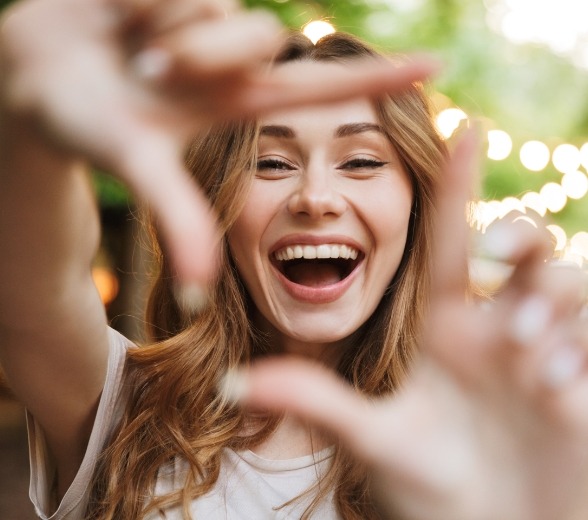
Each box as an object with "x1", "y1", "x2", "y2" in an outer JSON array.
[
  {"x1": 561, "y1": 170, "x2": 588, "y2": 199},
  {"x1": 500, "y1": 196, "x2": 525, "y2": 214},
  {"x1": 302, "y1": 20, "x2": 336, "y2": 44},
  {"x1": 487, "y1": 129, "x2": 513, "y2": 160},
  {"x1": 520, "y1": 140, "x2": 550, "y2": 171},
  {"x1": 520, "y1": 191, "x2": 547, "y2": 216},
  {"x1": 546, "y1": 224, "x2": 568, "y2": 251},
  {"x1": 435, "y1": 108, "x2": 468, "y2": 139},
  {"x1": 580, "y1": 143, "x2": 588, "y2": 170},
  {"x1": 433, "y1": 108, "x2": 587, "y2": 258},
  {"x1": 552, "y1": 143, "x2": 581, "y2": 173},
  {"x1": 539, "y1": 182, "x2": 567, "y2": 213},
  {"x1": 570, "y1": 231, "x2": 588, "y2": 259}
]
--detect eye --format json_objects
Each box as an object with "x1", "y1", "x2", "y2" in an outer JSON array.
[
  {"x1": 340, "y1": 157, "x2": 389, "y2": 170},
  {"x1": 256, "y1": 158, "x2": 295, "y2": 171},
  {"x1": 256, "y1": 157, "x2": 296, "y2": 180}
]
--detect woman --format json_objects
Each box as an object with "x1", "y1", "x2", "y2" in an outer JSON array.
[
  {"x1": 0, "y1": 0, "x2": 441, "y2": 516},
  {"x1": 82, "y1": 31, "x2": 444, "y2": 519},
  {"x1": 2, "y1": 0, "x2": 588, "y2": 519}
]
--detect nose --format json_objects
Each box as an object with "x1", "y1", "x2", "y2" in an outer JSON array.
[{"x1": 287, "y1": 164, "x2": 347, "y2": 219}]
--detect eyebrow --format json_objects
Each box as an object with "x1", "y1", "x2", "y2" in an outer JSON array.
[
  {"x1": 335, "y1": 122, "x2": 385, "y2": 138},
  {"x1": 259, "y1": 122, "x2": 386, "y2": 140},
  {"x1": 260, "y1": 125, "x2": 295, "y2": 138}
]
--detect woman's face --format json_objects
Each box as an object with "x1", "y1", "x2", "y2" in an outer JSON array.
[{"x1": 228, "y1": 96, "x2": 413, "y2": 354}]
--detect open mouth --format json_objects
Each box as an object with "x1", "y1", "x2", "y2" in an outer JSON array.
[{"x1": 272, "y1": 244, "x2": 363, "y2": 288}]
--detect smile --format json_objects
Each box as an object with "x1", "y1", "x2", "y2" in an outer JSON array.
[{"x1": 271, "y1": 243, "x2": 363, "y2": 292}]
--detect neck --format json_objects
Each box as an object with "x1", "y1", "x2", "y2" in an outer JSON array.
[
  {"x1": 252, "y1": 312, "x2": 353, "y2": 367},
  {"x1": 250, "y1": 413, "x2": 333, "y2": 459}
]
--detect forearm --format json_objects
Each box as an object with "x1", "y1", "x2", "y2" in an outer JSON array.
[
  {"x1": 0, "y1": 112, "x2": 101, "y2": 330},
  {"x1": 0, "y1": 107, "x2": 111, "y2": 470}
]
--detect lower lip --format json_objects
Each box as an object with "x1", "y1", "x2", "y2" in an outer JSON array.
[{"x1": 271, "y1": 261, "x2": 362, "y2": 304}]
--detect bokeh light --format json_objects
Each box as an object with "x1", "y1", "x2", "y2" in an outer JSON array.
[
  {"x1": 302, "y1": 20, "x2": 336, "y2": 44},
  {"x1": 552, "y1": 143, "x2": 581, "y2": 173},
  {"x1": 580, "y1": 142, "x2": 588, "y2": 170},
  {"x1": 435, "y1": 108, "x2": 468, "y2": 139},
  {"x1": 570, "y1": 231, "x2": 588, "y2": 259},
  {"x1": 539, "y1": 182, "x2": 567, "y2": 213},
  {"x1": 520, "y1": 191, "x2": 547, "y2": 216},
  {"x1": 92, "y1": 266, "x2": 119, "y2": 305},
  {"x1": 486, "y1": 0, "x2": 588, "y2": 70},
  {"x1": 546, "y1": 224, "x2": 568, "y2": 251},
  {"x1": 487, "y1": 129, "x2": 513, "y2": 160},
  {"x1": 520, "y1": 140, "x2": 550, "y2": 171},
  {"x1": 561, "y1": 170, "x2": 588, "y2": 199},
  {"x1": 501, "y1": 196, "x2": 525, "y2": 214}
]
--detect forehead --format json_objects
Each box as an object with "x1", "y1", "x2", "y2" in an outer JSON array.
[{"x1": 259, "y1": 97, "x2": 380, "y2": 132}]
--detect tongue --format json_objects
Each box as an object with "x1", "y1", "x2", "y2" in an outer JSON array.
[{"x1": 286, "y1": 262, "x2": 342, "y2": 287}]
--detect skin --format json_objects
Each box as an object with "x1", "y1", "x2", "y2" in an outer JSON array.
[
  {"x1": 240, "y1": 134, "x2": 588, "y2": 520},
  {"x1": 228, "y1": 96, "x2": 413, "y2": 362},
  {"x1": 4, "y1": 0, "x2": 588, "y2": 518},
  {"x1": 0, "y1": 0, "x2": 437, "y2": 503}
]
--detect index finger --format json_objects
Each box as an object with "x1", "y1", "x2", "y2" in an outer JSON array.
[
  {"x1": 238, "y1": 56, "x2": 441, "y2": 115},
  {"x1": 430, "y1": 129, "x2": 480, "y2": 299}
]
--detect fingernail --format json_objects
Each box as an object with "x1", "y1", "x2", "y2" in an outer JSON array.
[
  {"x1": 510, "y1": 296, "x2": 552, "y2": 347},
  {"x1": 132, "y1": 48, "x2": 172, "y2": 81},
  {"x1": 477, "y1": 224, "x2": 519, "y2": 262},
  {"x1": 543, "y1": 344, "x2": 584, "y2": 389},
  {"x1": 218, "y1": 369, "x2": 249, "y2": 403},
  {"x1": 174, "y1": 283, "x2": 208, "y2": 314}
]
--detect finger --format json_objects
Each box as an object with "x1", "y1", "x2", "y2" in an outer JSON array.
[
  {"x1": 237, "y1": 57, "x2": 441, "y2": 115},
  {"x1": 539, "y1": 321, "x2": 588, "y2": 394},
  {"x1": 480, "y1": 218, "x2": 553, "y2": 297},
  {"x1": 145, "y1": 10, "x2": 283, "y2": 79},
  {"x1": 533, "y1": 262, "x2": 586, "y2": 319},
  {"x1": 477, "y1": 223, "x2": 557, "y2": 350},
  {"x1": 431, "y1": 129, "x2": 480, "y2": 298},
  {"x1": 113, "y1": 0, "x2": 238, "y2": 31},
  {"x1": 227, "y1": 358, "x2": 382, "y2": 461},
  {"x1": 113, "y1": 128, "x2": 220, "y2": 287},
  {"x1": 501, "y1": 261, "x2": 585, "y2": 354}
]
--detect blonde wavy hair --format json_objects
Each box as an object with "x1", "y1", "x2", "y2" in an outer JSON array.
[{"x1": 87, "y1": 32, "x2": 447, "y2": 519}]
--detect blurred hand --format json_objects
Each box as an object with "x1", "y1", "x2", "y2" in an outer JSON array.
[
  {"x1": 0, "y1": 0, "x2": 438, "y2": 286},
  {"x1": 235, "y1": 132, "x2": 588, "y2": 520}
]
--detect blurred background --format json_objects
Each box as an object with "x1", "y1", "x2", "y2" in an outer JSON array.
[{"x1": 1, "y1": 0, "x2": 587, "y2": 517}]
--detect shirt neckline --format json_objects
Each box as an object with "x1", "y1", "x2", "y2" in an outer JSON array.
[{"x1": 233, "y1": 446, "x2": 335, "y2": 473}]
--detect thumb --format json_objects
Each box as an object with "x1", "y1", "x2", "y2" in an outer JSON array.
[{"x1": 225, "y1": 358, "x2": 383, "y2": 462}]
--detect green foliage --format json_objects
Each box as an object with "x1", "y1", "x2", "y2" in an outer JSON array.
[{"x1": 92, "y1": 171, "x2": 131, "y2": 208}]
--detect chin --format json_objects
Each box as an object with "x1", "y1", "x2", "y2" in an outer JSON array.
[{"x1": 273, "y1": 314, "x2": 362, "y2": 347}]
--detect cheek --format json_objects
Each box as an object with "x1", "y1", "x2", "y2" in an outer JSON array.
[
  {"x1": 227, "y1": 186, "x2": 277, "y2": 277},
  {"x1": 365, "y1": 179, "x2": 413, "y2": 248}
]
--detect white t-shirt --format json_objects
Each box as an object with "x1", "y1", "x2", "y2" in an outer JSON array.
[{"x1": 27, "y1": 328, "x2": 339, "y2": 519}]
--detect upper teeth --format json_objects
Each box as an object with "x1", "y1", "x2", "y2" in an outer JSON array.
[{"x1": 274, "y1": 244, "x2": 359, "y2": 261}]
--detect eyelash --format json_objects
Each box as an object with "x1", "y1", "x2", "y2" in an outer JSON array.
[
  {"x1": 339, "y1": 158, "x2": 389, "y2": 170},
  {"x1": 256, "y1": 158, "x2": 389, "y2": 171},
  {"x1": 256, "y1": 158, "x2": 294, "y2": 171}
]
